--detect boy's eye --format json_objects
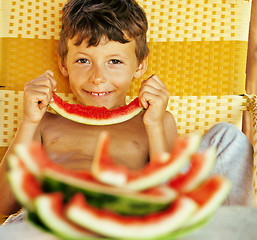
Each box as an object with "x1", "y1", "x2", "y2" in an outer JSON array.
[
  {"x1": 109, "y1": 59, "x2": 122, "y2": 64},
  {"x1": 77, "y1": 59, "x2": 89, "y2": 64}
]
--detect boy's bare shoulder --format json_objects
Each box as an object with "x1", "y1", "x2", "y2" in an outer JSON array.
[
  {"x1": 41, "y1": 111, "x2": 63, "y2": 124},
  {"x1": 36, "y1": 111, "x2": 65, "y2": 134}
]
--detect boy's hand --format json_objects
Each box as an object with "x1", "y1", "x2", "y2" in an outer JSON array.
[
  {"x1": 23, "y1": 70, "x2": 57, "y2": 125},
  {"x1": 138, "y1": 74, "x2": 169, "y2": 127}
]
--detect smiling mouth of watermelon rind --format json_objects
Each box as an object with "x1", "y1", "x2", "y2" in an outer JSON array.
[{"x1": 48, "y1": 92, "x2": 144, "y2": 125}]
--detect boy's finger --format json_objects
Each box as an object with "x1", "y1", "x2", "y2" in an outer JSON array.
[
  {"x1": 46, "y1": 70, "x2": 53, "y2": 76},
  {"x1": 25, "y1": 89, "x2": 50, "y2": 110},
  {"x1": 146, "y1": 74, "x2": 166, "y2": 87},
  {"x1": 142, "y1": 75, "x2": 166, "y2": 91},
  {"x1": 45, "y1": 70, "x2": 57, "y2": 91},
  {"x1": 25, "y1": 86, "x2": 52, "y2": 104},
  {"x1": 140, "y1": 80, "x2": 169, "y2": 98}
]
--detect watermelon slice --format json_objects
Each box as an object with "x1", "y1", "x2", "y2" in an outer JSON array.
[
  {"x1": 92, "y1": 131, "x2": 202, "y2": 191},
  {"x1": 184, "y1": 175, "x2": 231, "y2": 227},
  {"x1": 34, "y1": 192, "x2": 99, "y2": 239},
  {"x1": 13, "y1": 142, "x2": 55, "y2": 177},
  {"x1": 13, "y1": 142, "x2": 177, "y2": 216},
  {"x1": 49, "y1": 92, "x2": 143, "y2": 125},
  {"x1": 8, "y1": 154, "x2": 24, "y2": 170},
  {"x1": 7, "y1": 158, "x2": 43, "y2": 211},
  {"x1": 42, "y1": 168, "x2": 177, "y2": 216},
  {"x1": 66, "y1": 193, "x2": 198, "y2": 239},
  {"x1": 168, "y1": 147, "x2": 216, "y2": 192},
  {"x1": 7, "y1": 134, "x2": 232, "y2": 240}
]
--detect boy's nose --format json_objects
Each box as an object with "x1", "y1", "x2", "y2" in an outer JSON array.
[{"x1": 89, "y1": 64, "x2": 106, "y2": 85}]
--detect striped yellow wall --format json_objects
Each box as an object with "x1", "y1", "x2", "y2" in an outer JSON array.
[{"x1": 0, "y1": 0, "x2": 252, "y2": 96}]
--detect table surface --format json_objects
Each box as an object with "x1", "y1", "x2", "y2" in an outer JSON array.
[{"x1": 1, "y1": 206, "x2": 257, "y2": 240}]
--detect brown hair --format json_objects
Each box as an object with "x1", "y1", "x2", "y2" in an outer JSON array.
[{"x1": 58, "y1": 0, "x2": 149, "y2": 63}]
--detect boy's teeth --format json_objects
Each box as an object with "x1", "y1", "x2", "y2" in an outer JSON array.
[{"x1": 91, "y1": 92, "x2": 107, "y2": 96}]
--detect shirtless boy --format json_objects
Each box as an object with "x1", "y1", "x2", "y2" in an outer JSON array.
[{"x1": 0, "y1": 0, "x2": 177, "y2": 216}]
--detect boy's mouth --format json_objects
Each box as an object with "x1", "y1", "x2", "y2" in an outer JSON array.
[{"x1": 86, "y1": 91, "x2": 111, "y2": 96}]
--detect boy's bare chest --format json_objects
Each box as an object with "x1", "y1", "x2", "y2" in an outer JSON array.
[{"x1": 40, "y1": 114, "x2": 149, "y2": 171}]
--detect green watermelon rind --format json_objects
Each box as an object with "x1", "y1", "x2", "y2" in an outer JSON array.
[
  {"x1": 34, "y1": 194, "x2": 99, "y2": 240},
  {"x1": 156, "y1": 216, "x2": 211, "y2": 240},
  {"x1": 66, "y1": 196, "x2": 198, "y2": 239},
  {"x1": 26, "y1": 211, "x2": 51, "y2": 234},
  {"x1": 27, "y1": 208, "x2": 211, "y2": 240},
  {"x1": 48, "y1": 94, "x2": 143, "y2": 126},
  {"x1": 42, "y1": 168, "x2": 177, "y2": 216}
]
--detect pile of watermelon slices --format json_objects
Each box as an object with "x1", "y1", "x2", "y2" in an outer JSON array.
[{"x1": 7, "y1": 132, "x2": 231, "y2": 240}]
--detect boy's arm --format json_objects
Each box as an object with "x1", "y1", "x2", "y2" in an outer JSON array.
[
  {"x1": 144, "y1": 111, "x2": 178, "y2": 158},
  {"x1": 0, "y1": 70, "x2": 56, "y2": 216},
  {"x1": 0, "y1": 122, "x2": 40, "y2": 216},
  {"x1": 139, "y1": 74, "x2": 178, "y2": 160}
]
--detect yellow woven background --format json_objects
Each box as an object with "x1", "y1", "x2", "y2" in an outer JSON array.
[
  {"x1": 0, "y1": 0, "x2": 256, "y2": 206},
  {"x1": 0, "y1": 90, "x2": 246, "y2": 152},
  {"x1": 0, "y1": 0, "x2": 252, "y2": 96}
]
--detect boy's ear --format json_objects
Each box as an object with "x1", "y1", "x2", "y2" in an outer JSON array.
[
  {"x1": 58, "y1": 55, "x2": 69, "y2": 77},
  {"x1": 134, "y1": 57, "x2": 148, "y2": 79}
]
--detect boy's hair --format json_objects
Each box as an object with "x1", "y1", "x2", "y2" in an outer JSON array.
[{"x1": 58, "y1": 0, "x2": 149, "y2": 64}]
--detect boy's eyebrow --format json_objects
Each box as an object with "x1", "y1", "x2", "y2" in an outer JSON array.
[
  {"x1": 76, "y1": 51, "x2": 89, "y2": 55},
  {"x1": 108, "y1": 54, "x2": 129, "y2": 60},
  {"x1": 75, "y1": 52, "x2": 129, "y2": 60}
]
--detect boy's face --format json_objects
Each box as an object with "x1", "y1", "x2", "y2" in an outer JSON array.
[{"x1": 60, "y1": 37, "x2": 147, "y2": 109}]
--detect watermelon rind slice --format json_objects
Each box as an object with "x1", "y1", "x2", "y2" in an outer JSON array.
[
  {"x1": 8, "y1": 168, "x2": 32, "y2": 210},
  {"x1": 156, "y1": 217, "x2": 210, "y2": 240},
  {"x1": 180, "y1": 147, "x2": 216, "y2": 192},
  {"x1": 125, "y1": 134, "x2": 202, "y2": 191},
  {"x1": 14, "y1": 143, "x2": 43, "y2": 177},
  {"x1": 168, "y1": 147, "x2": 217, "y2": 193},
  {"x1": 92, "y1": 133, "x2": 202, "y2": 191},
  {"x1": 49, "y1": 93, "x2": 143, "y2": 125},
  {"x1": 184, "y1": 176, "x2": 232, "y2": 227},
  {"x1": 27, "y1": 209, "x2": 210, "y2": 240},
  {"x1": 7, "y1": 154, "x2": 22, "y2": 170},
  {"x1": 42, "y1": 168, "x2": 177, "y2": 216},
  {"x1": 12, "y1": 142, "x2": 178, "y2": 216},
  {"x1": 34, "y1": 193, "x2": 99, "y2": 240},
  {"x1": 26, "y1": 211, "x2": 53, "y2": 235},
  {"x1": 7, "y1": 166, "x2": 42, "y2": 211},
  {"x1": 66, "y1": 194, "x2": 198, "y2": 240}
]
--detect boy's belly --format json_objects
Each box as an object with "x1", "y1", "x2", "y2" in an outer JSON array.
[{"x1": 40, "y1": 113, "x2": 149, "y2": 171}]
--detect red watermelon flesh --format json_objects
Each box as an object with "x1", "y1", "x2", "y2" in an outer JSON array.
[
  {"x1": 66, "y1": 193, "x2": 198, "y2": 239},
  {"x1": 49, "y1": 92, "x2": 143, "y2": 125},
  {"x1": 92, "y1": 131, "x2": 202, "y2": 191}
]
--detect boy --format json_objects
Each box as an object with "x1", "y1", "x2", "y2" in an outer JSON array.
[
  {"x1": 0, "y1": 0, "x2": 177, "y2": 216},
  {"x1": 0, "y1": 0, "x2": 254, "y2": 219}
]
